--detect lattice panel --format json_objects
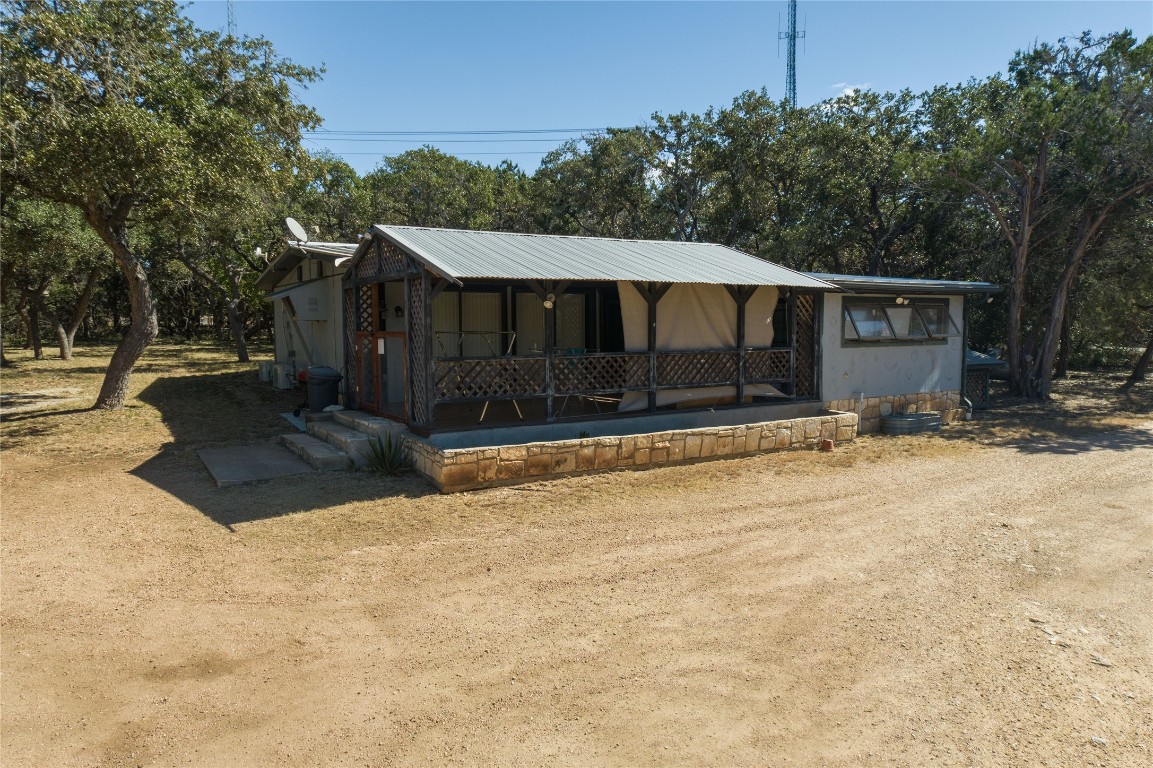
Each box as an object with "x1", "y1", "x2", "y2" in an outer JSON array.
[
  {"x1": 657, "y1": 351, "x2": 739, "y2": 387},
  {"x1": 353, "y1": 240, "x2": 410, "y2": 281},
  {"x1": 434, "y1": 358, "x2": 547, "y2": 401},
  {"x1": 344, "y1": 287, "x2": 358, "y2": 406},
  {"x1": 408, "y1": 276, "x2": 432, "y2": 424},
  {"x1": 356, "y1": 334, "x2": 375, "y2": 410},
  {"x1": 357, "y1": 285, "x2": 373, "y2": 332},
  {"x1": 379, "y1": 242, "x2": 408, "y2": 276},
  {"x1": 794, "y1": 293, "x2": 816, "y2": 398},
  {"x1": 966, "y1": 370, "x2": 990, "y2": 408},
  {"x1": 355, "y1": 251, "x2": 377, "y2": 280},
  {"x1": 745, "y1": 348, "x2": 793, "y2": 383},
  {"x1": 555, "y1": 353, "x2": 649, "y2": 394}
]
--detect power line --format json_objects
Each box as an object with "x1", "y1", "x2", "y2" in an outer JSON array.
[
  {"x1": 305, "y1": 137, "x2": 578, "y2": 144},
  {"x1": 313, "y1": 151, "x2": 554, "y2": 157},
  {"x1": 304, "y1": 128, "x2": 606, "y2": 136}
]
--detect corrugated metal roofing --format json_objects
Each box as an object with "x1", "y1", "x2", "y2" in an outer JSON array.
[
  {"x1": 256, "y1": 240, "x2": 358, "y2": 290},
  {"x1": 809, "y1": 273, "x2": 1002, "y2": 295},
  {"x1": 373, "y1": 225, "x2": 837, "y2": 289}
]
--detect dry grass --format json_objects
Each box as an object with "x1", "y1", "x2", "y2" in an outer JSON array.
[
  {"x1": 0, "y1": 342, "x2": 300, "y2": 460},
  {"x1": 3, "y1": 343, "x2": 1148, "y2": 475}
]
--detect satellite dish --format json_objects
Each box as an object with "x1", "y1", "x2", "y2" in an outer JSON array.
[{"x1": 285, "y1": 217, "x2": 309, "y2": 243}]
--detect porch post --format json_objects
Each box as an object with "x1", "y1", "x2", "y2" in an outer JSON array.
[
  {"x1": 545, "y1": 289, "x2": 556, "y2": 420},
  {"x1": 529, "y1": 281, "x2": 561, "y2": 420},
  {"x1": 788, "y1": 288, "x2": 797, "y2": 397},
  {"x1": 726, "y1": 285, "x2": 756, "y2": 405},
  {"x1": 632, "y1": 282, "x2": 671, "y2": 412}
]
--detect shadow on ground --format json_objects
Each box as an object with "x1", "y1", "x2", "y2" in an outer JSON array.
[
  {"x1": 941, "y1": 372, "x2": 1153, "y2": 455},
  {"x1": 130, "y1": 371, "x2": 435, "y2": 529},
  {"x1": 131, "y1": 448, "x2": 433, "y2": 530}
]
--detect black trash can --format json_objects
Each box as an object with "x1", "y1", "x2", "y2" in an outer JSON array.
[{"x1": 306, "y1": 366, "x2": 342, "y2": 412}]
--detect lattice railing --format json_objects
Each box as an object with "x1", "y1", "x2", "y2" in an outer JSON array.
[
  {"x1": 555, "y1": 353, "x2": 648, "y2": 394},
  {"x1": 434, "y1": 357, "x2": 547, "y2": 401},
  {"x1": 657, "y1": 350, "x2": 739, "y2": 388},
  {"x1": 745, "y1": 348, "x2": 793, "y2": 383}
]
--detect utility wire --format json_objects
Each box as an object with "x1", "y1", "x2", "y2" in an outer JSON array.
[
  {"x1": 305, "y1": 127, "x2": 605, "y2": 136},
  {"x1": 305, "y1": 137, "x2": 577, "y2": 144}
]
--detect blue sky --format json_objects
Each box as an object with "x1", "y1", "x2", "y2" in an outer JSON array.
[{"x1": 186, "y1": 1, "x2": 1153, "y2": 174}]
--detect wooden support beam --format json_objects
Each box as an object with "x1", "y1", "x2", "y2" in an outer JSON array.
[
  {"x1": 630, "y1": 282, "x2": 671, "y2": 411},
  {"x1": 726, "y1": 285, "x2": 757, "y2": 405}
]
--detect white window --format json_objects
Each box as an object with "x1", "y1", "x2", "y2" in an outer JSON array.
[{"x1": 843, "y1": 300, "x2": 959, "y2": 343}]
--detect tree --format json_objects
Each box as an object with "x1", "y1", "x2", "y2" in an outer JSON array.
[
  {"x1": 1, "y1": 0, "x2": 319, "y2": 407},
  {"x1": 0, "y1": 197, "x2": 104, "y2": 359},
  {"x1": 928, "y1": 32, "x2": 1153, "y2": 399},
  {"x1": 533, "y1": 128, "x2": 660, "y2": 239},
  {"x1": 365, "y1": 147, "x2": 499, "y2": 230},
  {"x1": 648, "y1": 112, "x2": 715, "y2": 242}
]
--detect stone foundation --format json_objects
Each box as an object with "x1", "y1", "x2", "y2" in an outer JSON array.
[
  {"x1": 824, "y1": 390, "x2": 964, "y2": 434},
  {"x1": 405, "y1": 410, "x2": 859, "y2": 493}
]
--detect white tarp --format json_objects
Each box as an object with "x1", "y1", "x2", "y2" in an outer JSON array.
[{"x1": 617, "y1": 282, "x2": 782, "y2": 411}]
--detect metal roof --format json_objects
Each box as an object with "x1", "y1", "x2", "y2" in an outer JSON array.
[
  {"x1": 256, "y1": 241, "x2": 358, "y2": 291},
  {"x1": 809, "y1": 273, "x2": 1002, "y2": 295},
  {"x1": 372, "y1": 225, "x2": 837, "y2": 289}
]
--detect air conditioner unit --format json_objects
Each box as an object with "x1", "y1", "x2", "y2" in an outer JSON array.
[{"x1": 273, "y1": 363, "x2": 296, "y2": 390}]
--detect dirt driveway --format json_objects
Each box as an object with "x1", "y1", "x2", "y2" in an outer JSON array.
[{"x1": 2, "y1": 347, "x2": 1151, "y2": 766}]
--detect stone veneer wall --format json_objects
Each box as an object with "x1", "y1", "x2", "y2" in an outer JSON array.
[
  {"x1": 406, "y1": 411, "x2": 859, "y2": 493},
  {"x1": 823, "y1": 389, "x2": 964, "y2": 434}
]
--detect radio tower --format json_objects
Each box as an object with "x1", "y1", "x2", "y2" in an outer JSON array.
[
  {"x1": 778, "y1": 0, "x2": 805, "y2": 106},
  {"x1": 226, "y1": 0, "x2": 237, "y2": 37}
]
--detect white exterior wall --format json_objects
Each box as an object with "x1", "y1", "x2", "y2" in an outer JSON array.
[
  {"x1": 271, "y1": 260, "x2": 347, "y2": 373},
  {"x1": 819, "y1": 293, "x2": 964, "y2": 402}
]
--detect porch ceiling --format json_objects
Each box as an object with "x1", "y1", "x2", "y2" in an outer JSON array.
[{"x1": 371, "y1": 225, "x2": 837, "y2": 290}]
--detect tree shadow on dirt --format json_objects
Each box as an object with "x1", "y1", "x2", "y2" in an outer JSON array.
[
  {"x1": 941, "y1": 373, "x2": 1153, "y2": 455},
  {"x1": 130, "y1": 371, "x2": 436, "y2": 529},
  {"x1": 132, "y1": 447, "x2": 434, "y2": 530}
]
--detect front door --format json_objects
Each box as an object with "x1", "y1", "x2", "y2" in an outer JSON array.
[{"x1": 352, "y1": 281, "x2": 409, "y2": 421}]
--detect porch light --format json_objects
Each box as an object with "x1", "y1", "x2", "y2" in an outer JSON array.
[
  {"x1": 394, "y1": 305, "x2": 404, "y2": 318},
  {"x1": 543, "y1": 293, "x2": 556, "y2": 310}
]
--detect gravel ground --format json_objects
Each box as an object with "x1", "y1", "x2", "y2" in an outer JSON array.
[{"x1": 2, "y1": 349, "x2": 1151, "y2": 767}]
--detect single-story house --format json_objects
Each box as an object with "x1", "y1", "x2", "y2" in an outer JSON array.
[
  {"x1": 256, "y1": 239, "x2": 358, "y2": 386},
  {"x1": 258, "y1": 225, "x2": 1000, "y2": 490}
]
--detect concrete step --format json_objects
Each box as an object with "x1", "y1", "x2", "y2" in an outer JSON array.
[
  {"x1": 307, "y1": 421, "x2": 373, "y2": 466},
  {"x1": 332, "y1": 409, "x2": 405, "y2": 439},
  {"x1": 279, "y1": 433, "x2": 351, "y2": 471}
]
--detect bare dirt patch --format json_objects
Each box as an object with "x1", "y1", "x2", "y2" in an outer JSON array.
[{"x1": 2, "y1": 347, "x2": 1151, "y2": 766}]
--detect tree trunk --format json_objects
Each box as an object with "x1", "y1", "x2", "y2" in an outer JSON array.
[
  {"x1": 225, "y1": 271, "x2": 250, "y2": 363},
  {"x1": 50, "y1": 266, "x2": 100, "y2": 360},
  {"x1": 27, "y1": 303, "x2": 44, "y2": 359},
  {"x1": 1054, "y1": 308, "x2": 1071, "y2": 380},
  {"x1": 1121, "y1": 332, "x2": 1153, "y2": 391},
  {"x1": 1000, "y1": 146, "x2": 1048, "y2": 398},
  {"x1": 89, "y1": 219, "x2": 158, "y2": 410}
]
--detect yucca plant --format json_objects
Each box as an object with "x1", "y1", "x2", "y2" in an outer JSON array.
[{"x1": 366, "y1": 432, "x2": 413, "y2": 476}]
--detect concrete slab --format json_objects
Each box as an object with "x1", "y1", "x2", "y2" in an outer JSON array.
[{"x1": 197, "y1": 443, "x2": 315, "y2": 488}]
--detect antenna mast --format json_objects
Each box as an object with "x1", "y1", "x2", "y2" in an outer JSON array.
[
  {"x1": 778, "y1": 0, "x2": 805, "y2": 106},
  {"x1": 226, "y1": 0, "x2": 237, "y2": 38}
]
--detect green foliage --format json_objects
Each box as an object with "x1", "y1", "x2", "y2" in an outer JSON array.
[{"x1": 366, "y1": 432, "x2": 413, "y2": 477}]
